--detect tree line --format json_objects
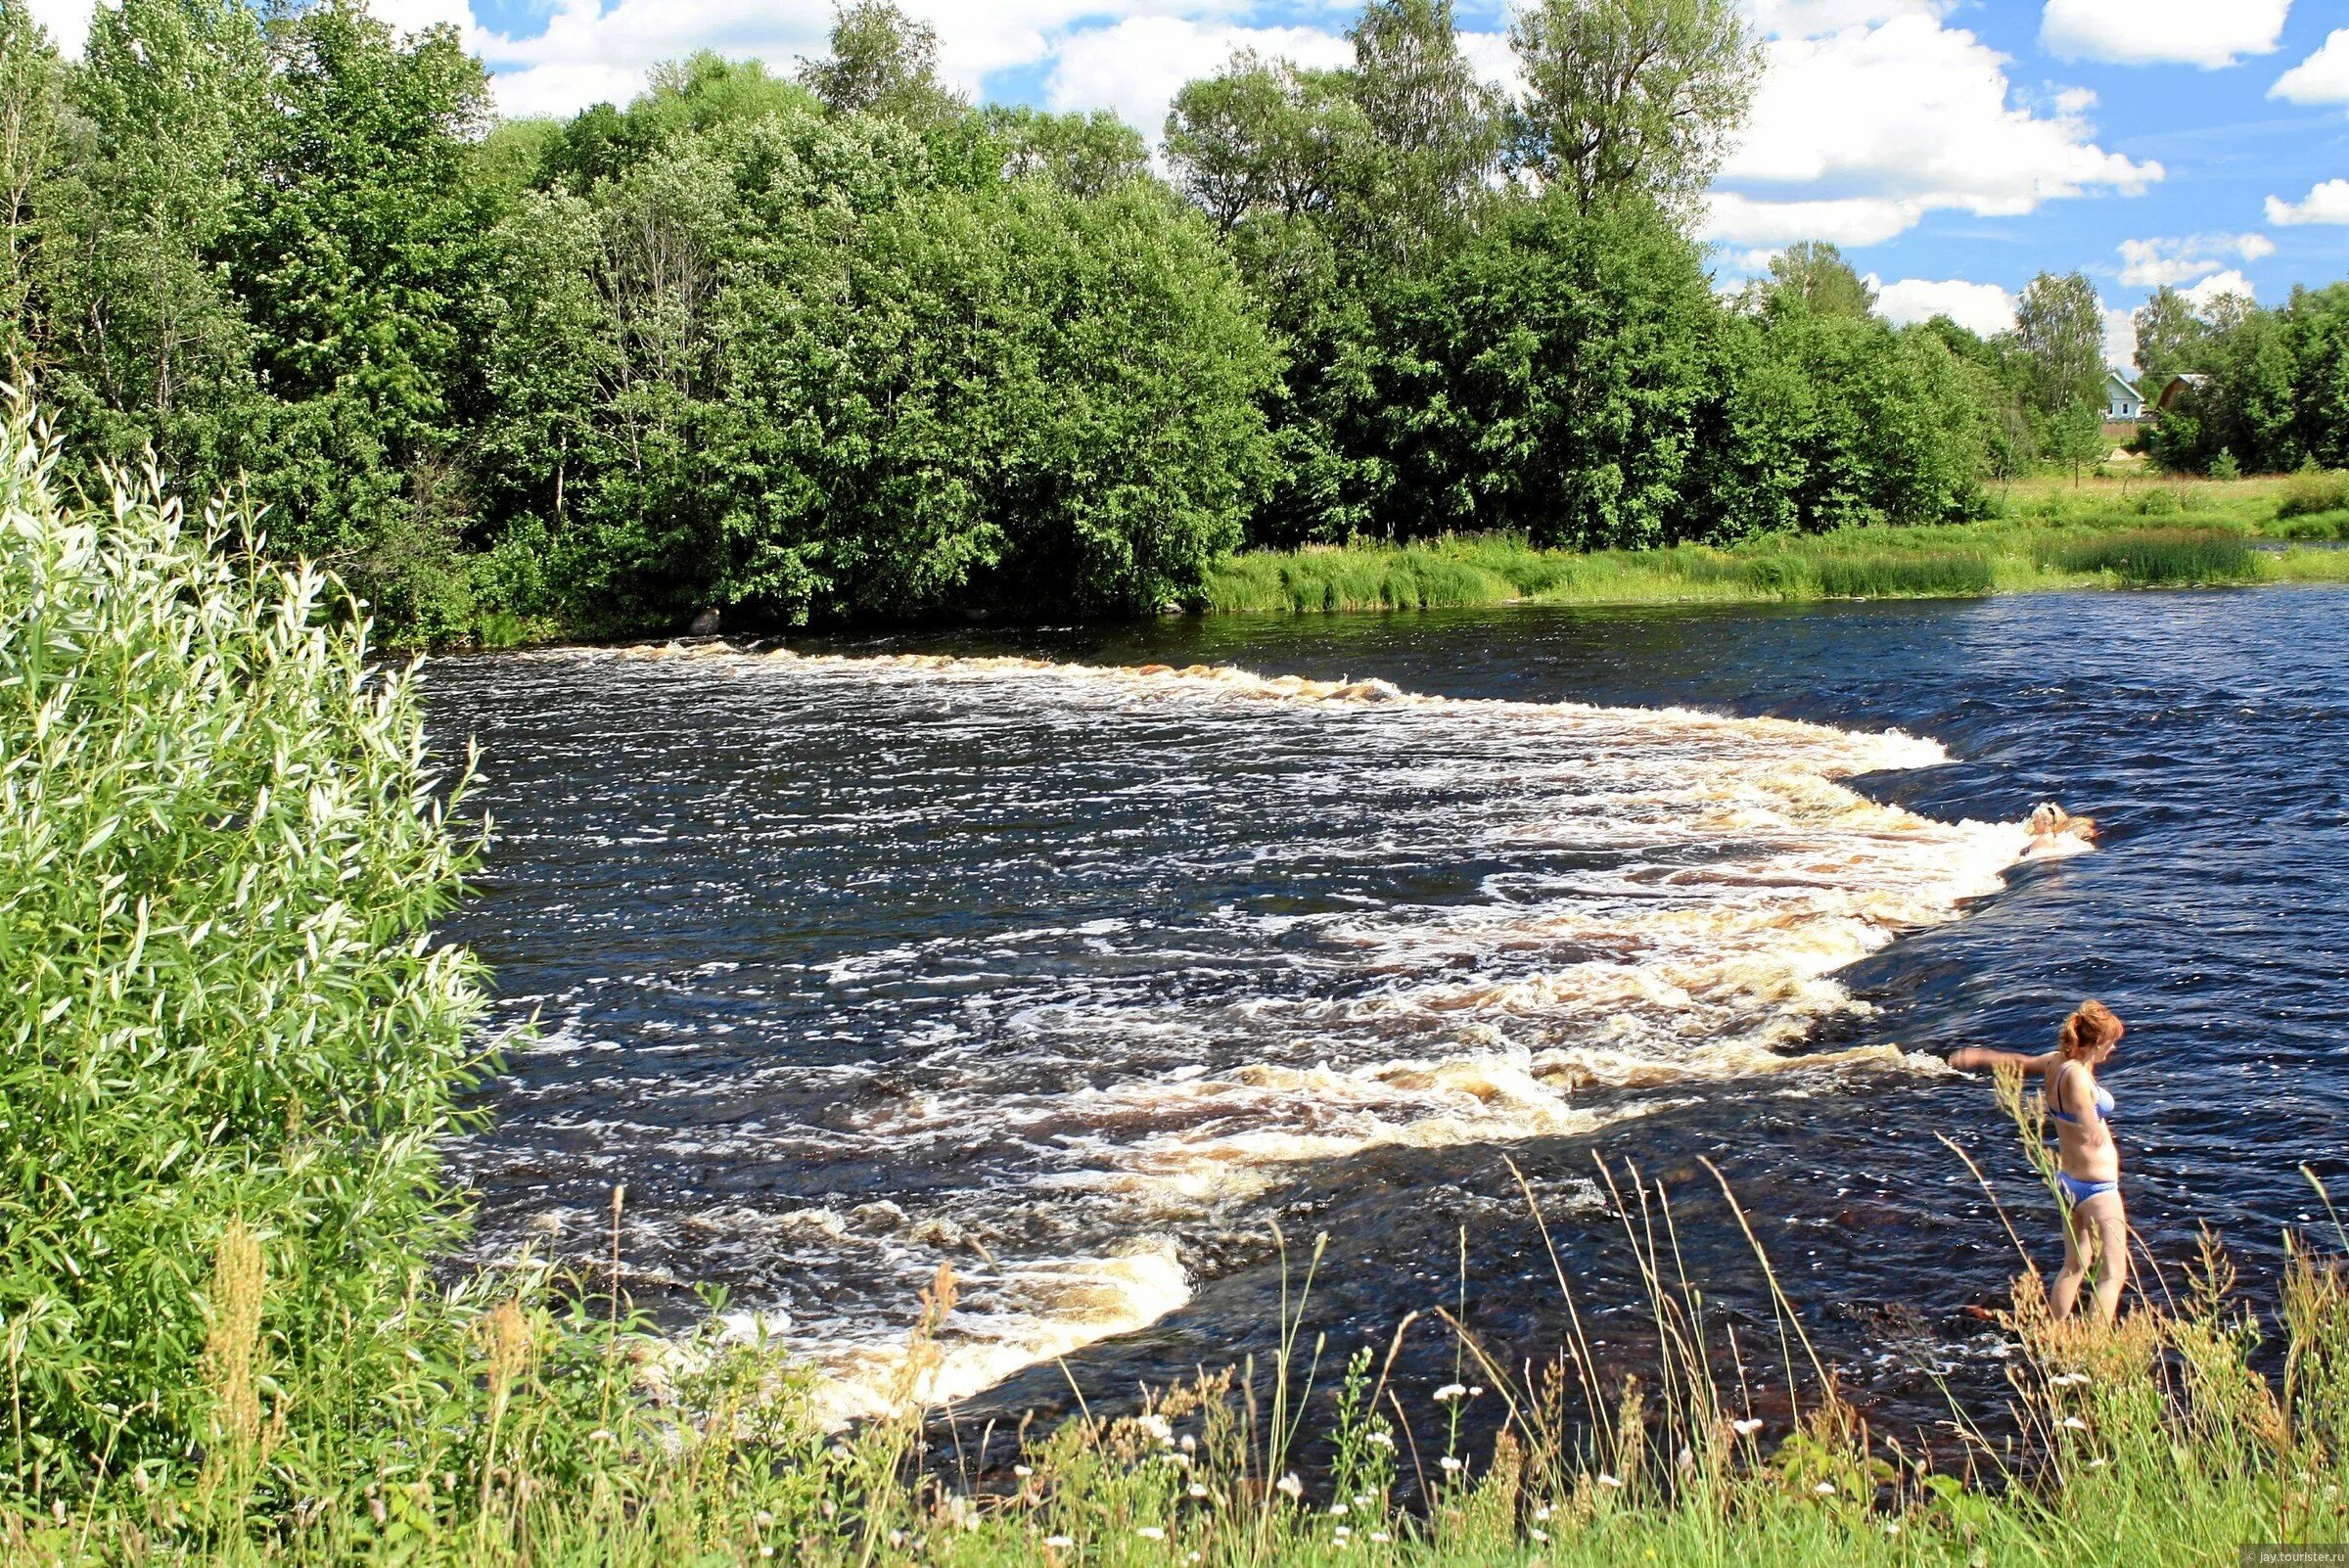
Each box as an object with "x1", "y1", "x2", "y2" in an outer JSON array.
[{"x1": 0, "y1": 0, "x2": 2337, "y2": 641}]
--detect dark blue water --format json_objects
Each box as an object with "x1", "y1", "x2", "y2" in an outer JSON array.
[{"x1": 428, "y1": 586, "x2": 2349, "y2": 1451}]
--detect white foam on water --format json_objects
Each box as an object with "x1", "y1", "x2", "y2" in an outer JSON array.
[{"x1": 507, "y1": 641, "x2": 2067, "y2": 1422}]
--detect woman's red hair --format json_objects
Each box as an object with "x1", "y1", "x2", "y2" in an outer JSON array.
[{"x1": 2058, "y1": 998, "x2": 2125, "y2": 1059}]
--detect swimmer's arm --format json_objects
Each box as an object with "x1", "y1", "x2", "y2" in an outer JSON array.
[{"x1": 1947, "y1": 1047, "x2": 2060, "y2": 1077}]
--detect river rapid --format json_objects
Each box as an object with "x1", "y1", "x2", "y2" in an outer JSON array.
[{"x1": 428, "y1": 587, "x2": 2349, "y2": 1455}]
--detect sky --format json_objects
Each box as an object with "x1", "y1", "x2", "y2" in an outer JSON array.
[{"x1": 25, "y1": 0, "x2": 2349, "y2": 371}]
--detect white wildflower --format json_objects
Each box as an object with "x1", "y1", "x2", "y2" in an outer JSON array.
[
  {"x1": 2061, "y1": 1415, "x2": 2089, "y2": 1430},
  {"x1": 1329, "y1": 1502, "x2": 1349, "y2": 1516},
  {"x1": 1045, "y1": 1536, "x2": 1075, "y2": 1549},
  {"x1": 1334, "y1": 1526, "x2": 1352, "y2": 1539},
  {"x1": 1597, "y1": 1472, "x2": 1623, "y2": 1489},
  {"x1": 1532, "y1": 1504, "x2": 1553, "y2": 1521},
  {"x1": 1276, "y1": 1473, "x2": 1305, "y2": 1499},
  {"x1": 1433, "y1": 1382, "x2": 1468, "y2": 1404},
  {"x1": 1366, "y1": 1431, "x2": 1395, "y2": 1448},
  {"x1": 1187, "y1": 1483, "x2": 1210, "y2": 1499},
  {"x1": 1530, "y1": 1528, "x2": 1550, "y2": 1544},
  {"x1": 1136, "y1": 1526, "x2": 1166, "y2": 1541},
  {"x1": 1370, "y1": 1532, "x2": 1393, "y2": 1544},
  {"x1": 1814, "y1": 1481, "x2": 1836, "y2": 1496},
  {"x1": 1439, "y1": 1456, "x2": 1464, "y2": 1473},
  {"x1": 1731, "y1": 1417, "x2": 1764, "y2": 1437},
  {"x1": 1469, "y1": 1386, "x2": 1484, "y2": 1398},
  {"x1": 1136, "y1": 1413, "x2": 1174, "y2": 1446},
  {"x1": 1013, "y1": 1464, "x2": 1034, "y2": 1478}
]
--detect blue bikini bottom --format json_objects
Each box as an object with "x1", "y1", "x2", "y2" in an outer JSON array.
[{"x1": 2055, "y1": 1171, "x2": 2119, "y2": 1206}]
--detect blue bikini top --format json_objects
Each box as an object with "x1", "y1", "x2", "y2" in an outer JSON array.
[{"x1": 2048, "y1": 1064, "x2": 2115, "y2": 1126}]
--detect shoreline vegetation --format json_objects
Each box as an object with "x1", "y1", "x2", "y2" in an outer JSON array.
[
  {"x1": 11, "y1": 397, "x2": 2349, "y2": 1566},
  {"x1": 1199, "y1": 472, "x2": 2349, "y2": 619}
]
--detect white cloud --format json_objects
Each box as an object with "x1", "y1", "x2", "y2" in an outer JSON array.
[
  {"x1": 473, "y1": 1, "x2": 1267, "y2": 121},
  {"x1": 1873, "y1": 276, "x2": 2016, "y2": 336},
  {"x1": 23, "y1": 0, "x2": 94, "y2": 56},
  {"x1": 2040, "y1": 0, "x2": 2289, "y2": 69},
  {"x1": 2181, "y1": 269, "x2": 2255, "y2": 308},
  {"x1": 472, "y1": 0, "x2": 828, "y2": 118},
  {"x1": 2266, "y1": 178, "x2": 2349, "y2": 226},
  {"x1": 1455, "y1": 30, "x2": 1522, "y2": 99},
  {"x1": 2273, "y1": 28, "x2": 2349, "y2": 107},
  {"x1": 1042, "y1": 18, "x2": 1352, "y2": 139},
  {"x1": 1704, "y1": 192, "x2": 1920, "y2": 247},
  {"x1": 1705, "y1": 14, "x2": 2160, "y2": 246},
  {"x1": 2115, "y1": 232, "x2": 2275, "y2": 287},
  {"x1": 2102, "y1": 306, "x2": 2136, "y2": 373},
  {"x1": 372, "y1": 0, "x2": 476, "y2": 34},
  {"x1": 1744, "y1": 0, "x2": 1949, "y2": 35}
]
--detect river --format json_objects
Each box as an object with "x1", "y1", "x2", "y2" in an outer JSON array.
[{"x1": 427, "y1": 585, "x2": 2349, "y2": 1460}]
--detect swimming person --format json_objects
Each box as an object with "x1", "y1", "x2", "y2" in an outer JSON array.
[
  {"x1": 1950, "y1": 1000, "x2": 2130, "y2": 1322},
  {"x1": 2023, "y1": 802, "x2": 2098, "y2": 858}
]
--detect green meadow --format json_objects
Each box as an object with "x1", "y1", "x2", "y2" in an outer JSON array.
[{"x1": 1199, "y1": 470, "x2": 2349, "y2": 617}]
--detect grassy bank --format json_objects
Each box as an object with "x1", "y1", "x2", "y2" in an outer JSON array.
[{"x1": 1201, "y1": 471, "x2": 2349, "y2": 616}]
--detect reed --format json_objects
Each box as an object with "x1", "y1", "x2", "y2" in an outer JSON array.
[{"x1": 2039, "y1": 529, "x2": 2261, "y2": 587}]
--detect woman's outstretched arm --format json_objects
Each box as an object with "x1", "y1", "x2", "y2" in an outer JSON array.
[{"x1": 1948, "y1": 1046, "x2": 2061, "y2": 1076}]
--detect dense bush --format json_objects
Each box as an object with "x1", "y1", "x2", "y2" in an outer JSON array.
[
  {"x1": 2276, "y1": 468, "x2": 2349, "y2": 521},
  {"x1": 0, "y1": 402, "x2": 487, "y2": 1480}
]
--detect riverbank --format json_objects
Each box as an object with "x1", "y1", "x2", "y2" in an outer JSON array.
[
  {"x1": 1200, "y1": 473, "x2": 2349, "y2": 616},
  {"x1": 28, "y1": 1211, "x2": 2349, "y2": 1567}
]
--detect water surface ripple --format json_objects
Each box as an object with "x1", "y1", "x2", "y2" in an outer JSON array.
[{"x1": 429, "y1": 588, "x2": 2349, "y2": 1440}]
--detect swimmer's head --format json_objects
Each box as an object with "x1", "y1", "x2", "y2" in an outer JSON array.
[
  {"x1": 2029, "y1": 803, "x2": 2098, "y2": 842},
  {"x1": 2058, "y1": 998, "x2": 2125, "y2": 1063}
]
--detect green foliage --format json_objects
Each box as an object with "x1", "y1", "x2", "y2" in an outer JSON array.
[
  {"x1": 1759, "y1": 241, "x2": 1875, "y2": 319},
  {"x1": 1372, "y1": 191, "x2": 1716, "y2": 548},
  {"x1": 2014, "y1": 270, "x2": 2105, "y2": 420},
  {"x1": 2275, "y1": 468, "x2": 2349, "y2": 520},
  {"x1": 0, "y1": 402, "x2": 487, "y2": 1484},
  {"x1": 795, "y1": 1, "x2": 965, "y2": 124},
  {"x1": 1507, "y1": 0, "x2": 1761, "y2": 215},
  {"x1": 2134, "y1": 284, "x2": 2212, "y2": 391}
]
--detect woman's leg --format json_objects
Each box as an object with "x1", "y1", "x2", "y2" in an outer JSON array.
[
  {"x1": 2083, "y1": 1191, "x2": 2130, "y2": 1322},
  {"x1": 2051, "y1": 1198, "x2": 2091, "y2": 1319}
]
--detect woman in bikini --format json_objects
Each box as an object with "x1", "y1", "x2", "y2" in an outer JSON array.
[{"x1": 1950, "y1": 999, "x2": 2129, "y2": 1322}]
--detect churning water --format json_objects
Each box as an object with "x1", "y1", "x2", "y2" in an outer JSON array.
[{"x1": 428, "y1": 588, "x2": 2349, "y2": 1448}]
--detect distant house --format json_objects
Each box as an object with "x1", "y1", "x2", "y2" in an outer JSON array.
[
  {"x1": 2154, "y1": 372, "x2": 2210, "y2": 412},
  {"x1": 2104, "y1": 370, "x2": 2145, "y2": 422}
]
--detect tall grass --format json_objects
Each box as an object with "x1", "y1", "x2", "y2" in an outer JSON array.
[{"x1": 2039, "y1": 528, "x2": 2260, "y2": 586}]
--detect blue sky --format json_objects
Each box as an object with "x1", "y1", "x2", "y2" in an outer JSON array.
[{"x1": 29, "y1": 0, "x2": 2349, "y2": 363}]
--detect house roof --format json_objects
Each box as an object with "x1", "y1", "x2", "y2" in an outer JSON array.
[{"x1": 2105, "y1": 369, "x2": 2142, "y2": 397}]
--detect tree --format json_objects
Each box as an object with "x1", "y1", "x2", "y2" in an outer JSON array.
[
  {"x1": 1761, "y1": 241, "x2": 1875, "y2": 318},
  {"x1": 224, "y1": 0, "x2": 500, "y2": 616},
  {"x1": 1164, "y1": 54, "x2": 1368, "y2": 231},
  {"x1": 0, "y1": 0, "x2": 64, "y2": 374},
  {"x1": 2013, "y1": 269, "x2": 2104, "y2": 420},
  {"x1": 797, "y1": 1, "x2": 965, "y2": 123},
  {"x1": 2045, "y1": 396, "x2": 2104, "y2": 487},
  {"x1": 1376, "y1": 191, "x2": 1719, "y2": 548},
  {"x1": 2133, "y1": 284, "x2": 2209, "y2": 392},
  {"x1": 982, "y1": 106, "x2": 1146, "y2": 198},
  {"x1": 32, "y1": 0, "x2": 272, "y2": 482},
  {"x1": 1508, "y1": 0, "x2": 1761, "y2": 215},
  {"x1": 1345, "y1": 0, "x2": 1503, "y2": 250}
]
